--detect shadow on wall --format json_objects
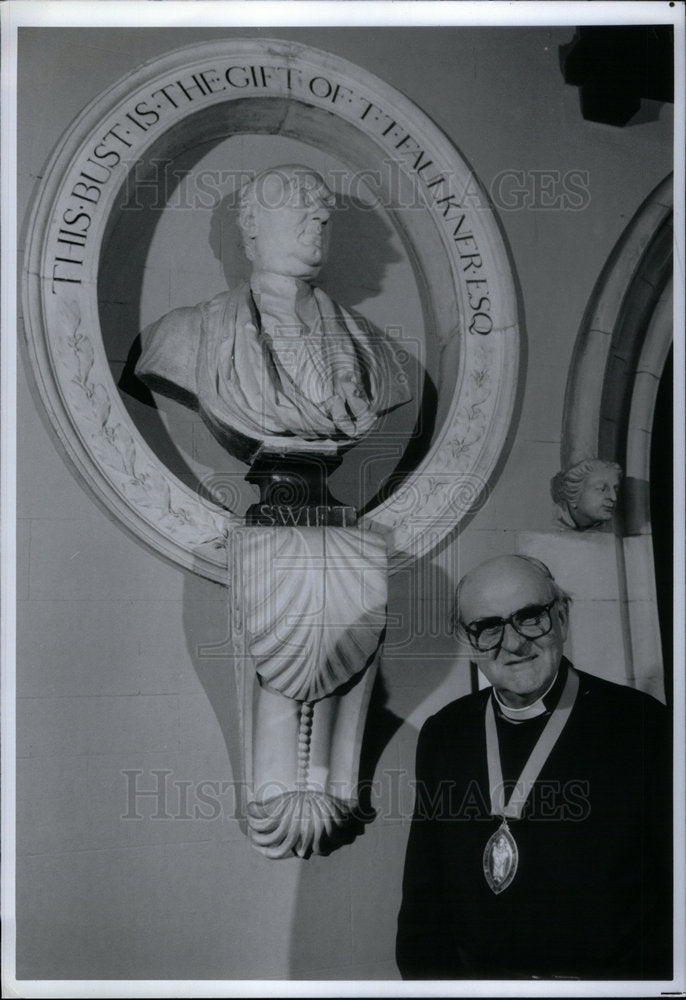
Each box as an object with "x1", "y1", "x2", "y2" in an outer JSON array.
[
  {"x1": 180, "y1": 543, "x2": 460, "y2": 979},
  {"x1": 104, "y1": 141, "x2": 223, "y2": 490},
  {"x1": 285, "y1": 556, "x2": 461, "y2": 979},
  {"x1": 182, "y1": 550, "x2": 248, "y2": 838}
]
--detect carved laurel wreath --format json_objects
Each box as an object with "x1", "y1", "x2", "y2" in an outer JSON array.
[{"x1": 56, "y1": 296, "x2": 232, "y2": 553}]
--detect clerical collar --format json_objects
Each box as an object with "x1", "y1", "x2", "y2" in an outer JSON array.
[{"x1": 493, "y1": 660, "x2": 568, "y2": 723}]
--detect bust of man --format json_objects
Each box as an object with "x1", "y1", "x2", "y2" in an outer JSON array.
[
  {"x1": 550, "y1": 458, "x2": 623, "y2": 531},
  {"x1": 135, "y1": 164, "x2": 410, "y2": 462}
]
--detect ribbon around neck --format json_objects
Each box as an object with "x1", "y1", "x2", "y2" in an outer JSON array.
[{"x1": 485, "y1": 667, "x2": 580, "y2": 819}]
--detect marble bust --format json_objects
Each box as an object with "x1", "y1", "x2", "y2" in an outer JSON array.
[
  {"x1": 135, "y1": 164, "x2": 411, "y2": 462},
  {"x1": 550, "y1": 458, "x2": 623, "y2": 531}
]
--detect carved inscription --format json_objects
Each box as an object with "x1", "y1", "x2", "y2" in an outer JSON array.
[
  {"x1": 48, "y1": 58, "x2": 493, "y2": 336},
  {"x1": 247, "y1": 505, "x2": 357, "y2": 528}
]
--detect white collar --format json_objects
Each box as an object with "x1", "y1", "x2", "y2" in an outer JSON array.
[{"x1": 493, "y1": 670, "x2": 559, "y2": 722}]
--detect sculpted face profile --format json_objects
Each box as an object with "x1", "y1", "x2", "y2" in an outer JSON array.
[
  {"x1": 135, "y1": 164, "x2": 410, "y2": 462},
  {"x1": 550, "y1": 458, "x2": 623, "y2": 531},
  {"x1": 242, "y1": 167, "x2": 332, "y2": 278}
]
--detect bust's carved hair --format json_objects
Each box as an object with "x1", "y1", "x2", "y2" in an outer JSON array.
[
  {"x1": 550, "y1": 458, "x2": 623, "y2": 507},
  {"x1": 237, "y1": 165, "x2": 335, "y2": 261}
]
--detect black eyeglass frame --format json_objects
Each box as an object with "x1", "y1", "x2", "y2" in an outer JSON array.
[{"x1": 462, "y1": 597, "x2": 559, "y2": 652}]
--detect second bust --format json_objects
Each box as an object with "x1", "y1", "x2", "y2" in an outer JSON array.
[{"x1": 135, "y1": 164, "x2": 411, "y2": 462}]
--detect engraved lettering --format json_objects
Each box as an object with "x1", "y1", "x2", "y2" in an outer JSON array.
[
  {"x1": 134, "y1": 100, "x2": 161, "y2": 126},
  {"x1": 81, "y1": 158, "x2": 115, "y2": 185},
  {"x1": 199, "y1": 69, "x2": 225, "y2": 94},
  {"x1": 461, "y1": 253, "x2": 483, "y2": 273},
  {"x1": 359, "y1": 98, "x2": 375, "y2": 120},
  {"x1": 151, "y1": 84, "x2": 179, "y2": 109},
  {"x1": 175, "y1": 74, "x2": 209, "y2": 102},
  {"x1": 51, "y1": 262, "x2": 82, "y2": 292},
  {"x1": 425, "y1": 174, "x2": 448, "y2": 191},
  {"x1": 455, "y1": 235, "x2": 479, "y2": 254},
  {"x1": 434, "y1": 193, "x2": 462, "y2": 219},
  {"x1": 91, "y1": 142, "x2": 121, "y2": 168},
  {"x1": 225, "y1": 66, "x2": 249, "y2": 88},
  {"x1": 309, "y1": 75, "x2": 333, "y2": 99},
  {"x1": 259, "y1": 505, "x2": 276, "y2": 525},
  {"x1": 452, "y1": 214, "x2": 471, "y2": 239},
  {"x1": 381, "y1": 119, "x2": 401, "y2": 138},
  {"x1": 57, "y1": 227, "x2": 88, "y2": 249},
  {"x1": 103, "y1": 123, "x2": 133, "y2": 149},
  {"x1": 71, "y1": 181, "x2": 101, "y2": 205},
  {"x1": 469, "y1": 311, "x2": 493, "y2": 335},
  {"x1": 61, "y1": 209, "x2": 91, "y2": 231},
  {"x1": 466, "y1": 279, "x2": 490, "y2": 312},
  {"x1": 125, "y1": 111, "x2": 151, "y2": 134},
  {"x1": 330, "y1": 82, "x2": 354, "y2": 105}
]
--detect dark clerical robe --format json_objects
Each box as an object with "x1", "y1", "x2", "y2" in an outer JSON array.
[{"x1": 396, "y1": 661, "x2": 672, "y2": 979}]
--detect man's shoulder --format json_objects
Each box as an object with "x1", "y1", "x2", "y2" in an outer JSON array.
[
  {"x1": 574, "y1": 666, "x2": 667, "y2": 720},
  {"x1": 421, "y1": 687, "x2": 490, "y2": 737},
  {"x1": 571, "y1": 668, "x2": 670, "y2": 777},
  {"x1": 418, "y1": 666, "x2": 667, "y2": 737}
]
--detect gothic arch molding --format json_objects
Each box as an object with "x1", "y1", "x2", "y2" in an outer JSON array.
[
  {"x1": 558, "y1": 174, "x2": 673, "y2": 699},
  {"x1": 561, "y1": 174, "x2": 673, "y2": 536}
]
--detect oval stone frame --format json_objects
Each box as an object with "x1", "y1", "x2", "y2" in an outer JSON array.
[{"x1": 23, "y1": 38, "x2": 520, "y2": 581}]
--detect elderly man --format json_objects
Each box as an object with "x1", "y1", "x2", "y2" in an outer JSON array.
[
  {"x1": 135, "y1": 164, "x2": 409, "y2": 462},
  {"x1": 396, "y1": 554, "x2": 671, "y2": 980}
]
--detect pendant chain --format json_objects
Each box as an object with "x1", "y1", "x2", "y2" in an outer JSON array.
[{"x1": 482, "y1": 668, "x2": 579, "y2": 893}]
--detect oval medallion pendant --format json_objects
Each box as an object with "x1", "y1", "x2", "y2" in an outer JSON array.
[{"x1": 483, "y1": 819, "x2": 518, "y2": 894}]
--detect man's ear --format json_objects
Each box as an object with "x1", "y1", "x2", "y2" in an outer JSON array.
[
  {"x1": 454, "y1": 620, "x2": 470, "y2": 649},
  {"x1": 557, "y1": 598, "x2": 570, "y2": 641}
]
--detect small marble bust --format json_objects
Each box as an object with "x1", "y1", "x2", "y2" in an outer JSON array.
[
  {"x1": 135, "y1": 164, "x2": 410, "y2": 461},
  {"x1": 550, "y1": 458, "x2": 623, "y2": 531}
]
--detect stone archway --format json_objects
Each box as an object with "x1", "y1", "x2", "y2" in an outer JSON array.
[
  {"x1": 560, "y1": 174, "x2": 673, "y2": 698},
  {"x1": 561, "y1": 175, "x2": 673, "y2": 508}
]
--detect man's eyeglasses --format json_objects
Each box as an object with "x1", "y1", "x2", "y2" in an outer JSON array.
[{"x1": 463, "y1": 598, "x2": 559, "y2": 652}]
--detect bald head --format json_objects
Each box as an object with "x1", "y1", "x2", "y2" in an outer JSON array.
[{"x1": 457, "y1": 555, "x2": 562, "y2": 629}]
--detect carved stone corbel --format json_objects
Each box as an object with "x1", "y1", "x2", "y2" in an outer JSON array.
[{"x1": 230, "y1": 525, "x2": 387, "y2": 857}]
